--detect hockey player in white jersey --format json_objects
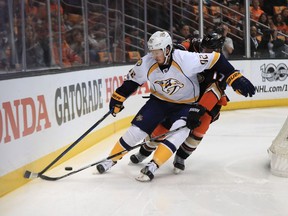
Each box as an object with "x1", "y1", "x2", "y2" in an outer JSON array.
[
  {"x1": 129, "y1": 33, "x2": 231, "y2": 173},
  {"x1": 96, "y1": 31, "x2": 255, "y2": 181}
]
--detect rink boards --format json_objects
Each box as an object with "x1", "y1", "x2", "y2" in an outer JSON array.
[{"x1": 0, "y1": 59, "x2": 287, "y2": 196}]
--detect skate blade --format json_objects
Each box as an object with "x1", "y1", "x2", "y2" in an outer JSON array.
[
  {"x1": 135, "y1": 173, "x2": 151, "y2": 182},
  {"x1": 173, "y1": 167, "x2": 182, "y2": 175}
]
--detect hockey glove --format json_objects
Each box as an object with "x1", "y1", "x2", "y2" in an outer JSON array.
[
  {"x1": 186, "y1": 104, "x2": 206, "y2": 130},
  {"x1": 226, "y1": 71, "x2": 255, "y2": 97},
  {"x1": 109, "y1": 91, "x2": 126, "y2": 117}
]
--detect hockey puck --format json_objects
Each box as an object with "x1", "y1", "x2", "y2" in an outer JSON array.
[{"x1": 65, "y1": 167, "x2": 73, "y2": 171}]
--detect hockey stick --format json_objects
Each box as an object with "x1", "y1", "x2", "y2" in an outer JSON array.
[
  {"x1": 34, "y1": 125, "x2": 187, "y2": 181},
  {"x1": 24, "y1": 110, "x2": 112, "y2": 179}
]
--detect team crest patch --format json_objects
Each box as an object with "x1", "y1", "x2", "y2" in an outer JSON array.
[
  {"x1": 136, "y1": 59, "x2": 142, "y2": 66},
  {"x1": 135, "y1": 114, "x2": 143, "y2": 121},
  {"x1": 155, "y1": 78, "x2": 184, "y2": 95}
]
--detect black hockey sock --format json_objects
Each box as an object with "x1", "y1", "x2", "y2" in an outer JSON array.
[
  {"x1": 176, "y1": 143, "x2": 197, "y2": 159},
  {"x1": 139, "y1": 144, "x2": 156, "y2": 157}
]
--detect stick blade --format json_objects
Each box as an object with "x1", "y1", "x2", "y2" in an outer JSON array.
[{"x1": 24, "y1": 170, "x2": 39, "y2": 179}]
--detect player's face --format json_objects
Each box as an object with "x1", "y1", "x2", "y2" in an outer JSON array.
[{"x1": 150, "y1": 49, "x2": 165, "y2": 64}]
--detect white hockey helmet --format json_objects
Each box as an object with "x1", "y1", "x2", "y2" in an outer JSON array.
[{"x1": 148, "y1": 31, "x2": 173, "y2": 63}]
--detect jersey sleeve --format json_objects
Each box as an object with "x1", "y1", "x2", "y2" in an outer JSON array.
[
  {"x1": 115, "y1": 56, "x2": 151, "y2": 98},
  {"x1": 115, "y1": 79, "x2": 139, "y2": 98},
  {"x1": 126, "y1": 56, "x2": 149, "y2": 85},
  {"x1": 183, "y1": 51, "x2": 235, "y2": 77},
  {"x1": 182, "y1": 51, "x2": 221, "y2": 73},
  {"x1": 209, "y1": 53, "x2": 235, "y2": 78}
]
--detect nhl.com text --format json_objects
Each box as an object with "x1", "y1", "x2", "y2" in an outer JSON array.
[{"x1": 255, "y1": 84, "x2": 288, "y2": 93}]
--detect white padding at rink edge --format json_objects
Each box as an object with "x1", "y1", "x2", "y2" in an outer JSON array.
[
  {"x1": 268, "y1": 150, "x2": 288, "y2": 177},
  {"x1": 268, "y1": 116, "x2": 288, "y2": 177}
]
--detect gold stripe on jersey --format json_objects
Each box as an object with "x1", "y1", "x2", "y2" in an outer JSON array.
[
  {"x1": 171, "y1": 60, "x2": 182, "y2": 73},
  {"x1": 147, "y1": 63, "x2": 159, "y2": 78},
  {"x1": 148, "y1": 60, "x2": 183, "y2": 78},
  {"x1": 150, "y1": 89, "x2": 198, "y2": 104},
  {"x1": 208, "y1": 52, "x2": 220, "y2": 69}
]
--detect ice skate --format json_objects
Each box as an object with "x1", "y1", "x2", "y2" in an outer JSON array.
[
  {"x1": 96, "y1": 159, "x2": 117, "y2": 174},
  {"x1": 130, "y1": 152, "x2": 147, "y2": 164},
  {"x1": 135, "y1": 161, "x2": 158, "y2": 182},
  {"x1": 173, "y1": 154, "x2": 185, "y2": 174}
]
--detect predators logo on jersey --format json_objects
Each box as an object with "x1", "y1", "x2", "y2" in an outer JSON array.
[
  {"x1": 136, "y1": 59, "x2": 142, "y2": 66},
  {"x1": 155, "y1": 78, "x2": 184, "y2": 95},
  {"x1": 135, "y1": 114, "x2": 143, "y2": 121}
]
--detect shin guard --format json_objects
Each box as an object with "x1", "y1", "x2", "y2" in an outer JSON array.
[
  {"x1": 153, "y1": 143, "x2": 175, "y2": 166},
  {"x1": 109, "y1": 141, "x2": 128, "y2": 161}
]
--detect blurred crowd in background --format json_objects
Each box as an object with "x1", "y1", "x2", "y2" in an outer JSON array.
[{"x1": 0, "y1": 0, "x2": 287, "y2": 74}]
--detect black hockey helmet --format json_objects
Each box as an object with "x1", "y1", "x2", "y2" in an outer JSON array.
[{"x1": 200, "y1": 32, "x2": 225, "y2": 50}]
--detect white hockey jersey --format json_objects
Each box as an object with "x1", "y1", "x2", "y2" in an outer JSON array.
[{"x1": 128, "y1": 49, "x2": 220, "y2": 104}]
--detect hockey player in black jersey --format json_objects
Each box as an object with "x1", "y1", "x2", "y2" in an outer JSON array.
[{"x1": 96, "y1": 31, "x2": 255, "y2": 181}]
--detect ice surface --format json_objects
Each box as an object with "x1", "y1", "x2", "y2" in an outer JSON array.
[{"x1": 1, "y1": 107, "x2": 288, "y2": 216}]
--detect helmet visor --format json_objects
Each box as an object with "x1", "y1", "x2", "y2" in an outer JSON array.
[{"x1": 150, "y1": 49, "x2": 164, "y2": 58}]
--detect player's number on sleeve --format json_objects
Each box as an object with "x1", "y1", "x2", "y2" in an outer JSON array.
[
  {"x1": 199, "y1": 54, "x2": 208, "y2": 65},
  {"x1": 128, "y1": 69, "x2": 136, "y2": 79}
]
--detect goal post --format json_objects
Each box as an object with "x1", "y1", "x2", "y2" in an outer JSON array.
[{"x1": 268, "y1": 116, "x2": 288, "y2": 177}]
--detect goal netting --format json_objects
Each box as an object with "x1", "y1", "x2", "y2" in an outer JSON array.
[{"x1": 268, "y1": 116, "x2": 288, "y2": 177}]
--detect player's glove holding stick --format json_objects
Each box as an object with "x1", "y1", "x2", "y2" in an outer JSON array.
[
  {"x1": 109, "y1": 91, "x2": 126, "y2": 117},
  {"x1": 226, "y1": 71, "x2": 255, "y2": 97},
  {"x1": 186, "y1": 103, "x2": 206, "y2": 130}
]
